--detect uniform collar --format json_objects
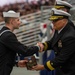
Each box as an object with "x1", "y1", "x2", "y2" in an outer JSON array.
[{"x1": 58, "y1": 25, "x2": 65, "y2": 34}]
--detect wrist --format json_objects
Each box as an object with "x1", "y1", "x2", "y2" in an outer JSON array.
[
  {"x1": 35, "y1": 45, "x2": 41, "y2": 51},
  {"x1": 41, "y1": 65, "x2": 45, "y2": 70}
]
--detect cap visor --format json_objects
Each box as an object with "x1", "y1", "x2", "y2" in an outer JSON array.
[
  {"x1": 54, "y1": 5, "x2": 65, "y2": 9},
  {"x1": 49, "y1": 16, "x2": 59, "y2": 21},
  {"x1": 49, "y1": 16, "x2": 64, "y2": 21}
]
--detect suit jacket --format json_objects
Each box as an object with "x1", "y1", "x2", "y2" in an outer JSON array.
[
  {"x1": 0, "y1": 27, "x2": 39, "y2": 75},
  {"x1": 44, "y1": 20, "x2": 75, "y2": 75}
]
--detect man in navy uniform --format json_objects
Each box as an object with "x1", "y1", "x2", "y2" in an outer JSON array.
[
  {"x1": 0, "y1": 10, "x2": 40, "y2": 75},
  {"x1": 32, "y1": 8, "x2": 75, "y2": 75},
  {"x1": 54, "y1": 1, "x2": 75, "y2": 75}
]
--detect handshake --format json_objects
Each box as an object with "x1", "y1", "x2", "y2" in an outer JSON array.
[{"x1": 36, "y1": 42, "x2": 44, "y2": 52}]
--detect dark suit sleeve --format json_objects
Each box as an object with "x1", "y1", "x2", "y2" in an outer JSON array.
[
  {"x1": 44, "y1": 37, "x2": 75, "y2": 71},
  {"x1": 1, "y1": 32, "x2": 39, "y2": 56}
]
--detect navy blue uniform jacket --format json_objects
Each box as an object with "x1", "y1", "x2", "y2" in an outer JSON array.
[
  {"x1": 44, "y1": 20, "x2": 75, "y2": 75},
  {"x1": 0, "y1": 26, "x2": 39, "y2": 75}
]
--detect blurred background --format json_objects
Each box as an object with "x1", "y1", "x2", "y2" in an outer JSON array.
[
  {"x1": 0, "y1": 0, "x2": 75, "y2": 75},
  {"x1": 0, "y1": 0, "x2": 55, "y2": 22}
]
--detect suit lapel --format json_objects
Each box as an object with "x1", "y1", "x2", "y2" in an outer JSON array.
[{"x1": 52, "y1": 22, "x2": 70, "y2": 47}]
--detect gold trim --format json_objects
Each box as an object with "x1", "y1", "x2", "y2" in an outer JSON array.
[
  {"x1": 43, "y1": 42, "x2": 48, "y2": 50},
  {"x1": 54, "y1": 6, "x2": 65, "y2": 8},
  {"x1": 47, "y1": 61, "x2": 55, "y2": 70},
  {"x1": 49, "y1": 16, "x2": 63, "y2": 21}
]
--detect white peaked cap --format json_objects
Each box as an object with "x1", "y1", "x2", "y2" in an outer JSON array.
[
  {"x1": 52, "y1": 8, "x2": 71, "y2": 17},
  {"x1": 55, "y1": 0, "x2": 72, "y2": 8},
  {"x1": 3, "y1": 10, "x2": 20, "y2": 17},
  {"x1": 49, "y1": 8, "x2": 71, "y2": 21}
]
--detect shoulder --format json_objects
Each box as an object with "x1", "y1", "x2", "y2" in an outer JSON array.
[
  {"x1": 0, "y1": 30, "x2": 16, "y2": 40},
  {"x1": 63, "y1": 30, "x2": 75, "y2": 42},
  {"x1": 68, "y1": 20, "x2": 75, "y2": 29},
  {"x1": 62, "y1": 24, "x2": 75, "y2": 40}
]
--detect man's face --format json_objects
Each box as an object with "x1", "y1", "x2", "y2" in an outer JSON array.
[
  {"x1": 52, "y1": 19, "x2": 65, "y2": 30},
  {"x1": 11, "y1": 18, "x2": 21, "y2": 29}
]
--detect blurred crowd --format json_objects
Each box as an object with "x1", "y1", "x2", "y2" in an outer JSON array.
[{"x1": 0, "y1": 0, "x2": 55, "y2": 22}]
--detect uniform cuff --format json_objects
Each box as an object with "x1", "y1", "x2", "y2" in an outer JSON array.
[
  {"x1": 44, "y1": 61, "x2": 55, "y2": 71},
  {"x1": 35, "y1": 45, "x2": 41, "y2": 51},
  {"x1": 43, "y1": 42, "x2": 48, "y2": 51}
]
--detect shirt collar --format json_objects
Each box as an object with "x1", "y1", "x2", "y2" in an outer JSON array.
[{"x1": 58, "y1": 25, "x2": 66, "y2": 34}]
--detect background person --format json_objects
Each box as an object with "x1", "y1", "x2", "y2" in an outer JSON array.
[
  {"x1": 54, "y1": 0, "x2": 72, "y2": 12},
  {"x1": 54, "y1": 0, "x2": 75, "y2": 31}
]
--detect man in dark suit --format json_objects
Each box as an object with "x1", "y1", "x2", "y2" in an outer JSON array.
[
  {"x1": 0, "y1": 10, "x2": 40, "y2": 75},
  {"x1": 32, "y1": 8, "x2": 75, "y2": 75}
]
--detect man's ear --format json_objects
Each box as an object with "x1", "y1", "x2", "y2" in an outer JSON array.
[{"x1": 10, "y1": 18, "x2": 14, "y2": 25}]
